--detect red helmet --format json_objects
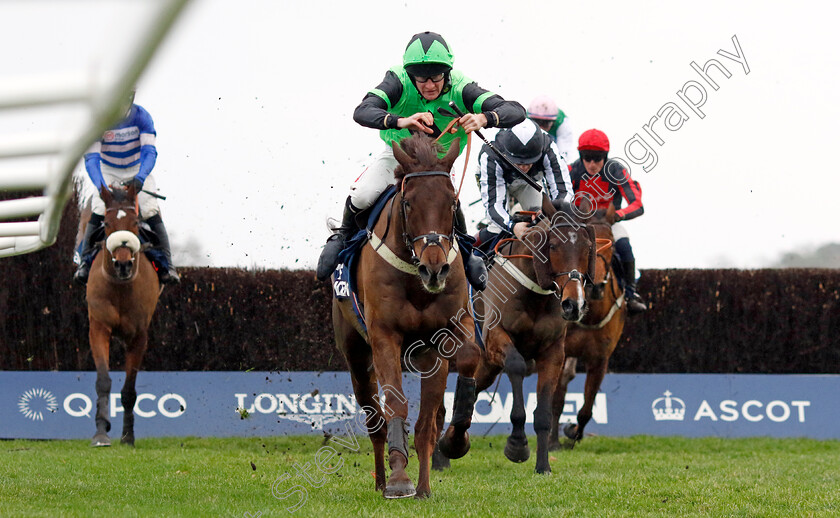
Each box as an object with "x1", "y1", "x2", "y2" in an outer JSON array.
[{"x1": 578, "y1": 129, "x2": 610, "y2": 152}]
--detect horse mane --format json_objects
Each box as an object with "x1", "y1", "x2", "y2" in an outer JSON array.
[{"x1": 393, "y1": 135, "x2": 446, "y2": 184}]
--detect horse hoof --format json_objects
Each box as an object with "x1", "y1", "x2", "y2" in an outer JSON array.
[
  {"x1": 563, "y1": 423, "x2": 578, "y2": 440},
  {"x1": 504, "y1": 438, "x2": 530, "y2": 463},
  {"x1": 548, "y1": 440, "x2": 562, "y2": 452},
  {"x1": 91, "y1": 434, "x2": 111, "y2": 447},
  {"x1": 120, "y1": 436, "x2": 135, "y2": 447},
  {"x1": 437, "y1": 432, "x2": 471, "y2": 460},
  {"x1": 414, "y1": 489, "x2": 431, "y2": 500},
  {"x1": 535, "y1": 465, "x2": 552, "y2": 475},
  {"x1": 383, "y1": 480, "x2": 416, "y2": 499}
]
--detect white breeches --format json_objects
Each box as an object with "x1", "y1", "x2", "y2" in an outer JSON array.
[
  {"x1": 90, "y1": 164, "x2": 160, "y2": 219},
  {"x1": 349, "y1": 146, "x2": 399, "y2": 210}
]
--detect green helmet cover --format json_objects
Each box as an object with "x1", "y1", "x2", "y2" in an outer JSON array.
[{"x1": 403, "y1": 32, "x2": 454, "y2": 69}]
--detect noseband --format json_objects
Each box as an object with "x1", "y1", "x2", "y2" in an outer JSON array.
[
  {"x1": 400, "y1": 171, "x2": 456, "y2": 265},
  {"x1": 104, "y1": 204, "x2": 141, "y2": 267}
]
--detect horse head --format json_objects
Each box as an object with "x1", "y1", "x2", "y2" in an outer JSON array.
[
  {"x1": 523, "y1": 196, "x2": 597, "y2": 322},
  {"x1": 100, "y1": 184, "x2": 142, "y2": 282},
  {"x1": 391, "y1": 136, "x2": 460, "y2": 293}
]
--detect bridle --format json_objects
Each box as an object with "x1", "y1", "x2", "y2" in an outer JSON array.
[
  {"x1": 494, "y1": 212, "x2": 598, "y2": 295},
  {"x1": 544, "y1": 221, "x2": 597, "y2": 294},
  {"x1": 399, "y1": 171, "x2": 456, "y2": 266},
  {"x1": 581, "y1": 221, "x2": 615, "y2": 299}
]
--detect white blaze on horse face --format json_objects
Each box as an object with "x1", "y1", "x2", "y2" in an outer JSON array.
[
  {"x1": 106, "y1": 230, "x2": 141, "y2": 254},
  {"x1": 575, "y1": 276, "x2": 585, "y2": 310},
  {"x1": 117, "y1": 209, "x2": 127, "y2": 219},
  {"x1": 569, "y1": 231, "x2": 578, "y2": 244}
]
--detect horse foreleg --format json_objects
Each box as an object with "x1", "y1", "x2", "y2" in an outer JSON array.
[
  {"x1": 414, "y1": 353, "x2": 447, "y2": 499},
  {"x1": 550, "y1": 356, "x2": 578, "y2": 450},
  {"x1": 574, "y1": 356, "x2": 608, "y2": 443},
  {"x1": 345, "y1": 349, "x2": 387, "y2": 491},
  {"x1": 431, "y1": 401, "x2": 450, "y2": 471},
  {"x1": 438, "y1": 320, "x2": 481, "y2": 461},
  {"x1": 89, "y1": 319, "x2": 112, "y2": 447},
  {"x1": 120, "y1": 331, "x2": 148, "y2": 447},
  {"x1": 504, "y1": 348, "x2": 530, "y2": 463},
  {"x1": 533, "y1": 340, "x2": 565, "y2": 474},
  {"x1": 368, "y1": 325, "x2": 415, "y2": 499}
]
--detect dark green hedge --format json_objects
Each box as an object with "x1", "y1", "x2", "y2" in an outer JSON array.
[{"x1": 1, "y1": 192, "x2": 837, "y2": 372}]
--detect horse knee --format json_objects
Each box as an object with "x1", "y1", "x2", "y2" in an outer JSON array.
[
  {"x1": 504, "y1": 350, "x2": 528, "y2": 377},
  {"x1": 95, "y1": 375, "x2": 111, "y2": 395},
  {"x1": 455, "y1": 342, "x2": 480, "y2": 372},
  {"x1": 534, "y1": 408, "x2": 552, "y2": 433},
  {"x1": 121, "y1": 389, "x2": 136, "y2": 411}
]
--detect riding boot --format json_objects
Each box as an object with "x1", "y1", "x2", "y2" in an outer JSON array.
[
  {"x1": 73, "y1": 214, "x2": 104, "y2": 285},
  {"x1": 454, "y1": 204, "x2": 487, "y2": 291},
  {"x1": 316, "y1": 197, "x2": 360, "y2": 281},
  {"x1": 147, "y1": 215, "x2": 180, "y2": 285},
  {"x1": 622, "y1": 260, "x2": 647, "y2": 315}
]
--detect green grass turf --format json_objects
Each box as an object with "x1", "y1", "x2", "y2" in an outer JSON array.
[{"x1": 1, "y1": 434, "x2": 838, "y2": 517}]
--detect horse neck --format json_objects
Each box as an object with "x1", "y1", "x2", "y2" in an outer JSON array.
[
  {"x1": 377, "y1": 191, "x2": 411, "y2": 260},
  {"x1": 495, "y1": 240, "x2": 559, "y2": 312}
]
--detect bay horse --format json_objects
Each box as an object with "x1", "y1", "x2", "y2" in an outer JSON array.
[
  {"x1": 86, "y1": 184, "x2": 160, "y2": 447},
  {"x1": 333, "y1": 135, "x2": 481, "y2": 499},
  {"x1": 465, "y1": 198, "x2": 596, "y2": 474},
  {"x1": 549, "y1": 204, "x2": 626, "y2": 449}
]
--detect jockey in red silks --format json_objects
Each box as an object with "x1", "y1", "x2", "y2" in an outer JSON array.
[{"x1": 569, "y1": 129, "x2": 647, "y2": 315}]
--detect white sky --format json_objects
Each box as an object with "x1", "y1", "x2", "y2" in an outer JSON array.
[{"x1": 2, "y1": 0, "x2": 838, "y2": 269}]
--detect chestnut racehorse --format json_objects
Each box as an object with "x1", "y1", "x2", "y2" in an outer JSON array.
[
  {"x1": 550, "y1": 204, "x2": 626, "y2": 449},
  {"x1": 467, "y1": 198, "x2": 596, "y2": 474},
  {"x1": 333, "y1": 135, "x2": 481, "y2": 499},
  {"x1": 86, "y1": 185, "x2": 160, "y2": 447}
]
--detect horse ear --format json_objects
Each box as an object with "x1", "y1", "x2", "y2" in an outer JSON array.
[
  {"x1": 391, "y1": 140, "x2": 413, "y2": 171},
  {"x1": 441, "y1": 137, "x2": 461, "y2": 171},
  {"x1": 605, "y1": 203, "x2": 616, "y2": 224},
  {"x1": 579, "y1": 195, "x2": 593, "y2": 217},
  {"x1": 126, "y1": 182, "x2": 137, "y2": 199},
  {"x1": 540, "y1": 194, "x2": 556, "y2": 217},
  {"x1": 100, "y1": 185, "x2": 112, "y2": 205}
]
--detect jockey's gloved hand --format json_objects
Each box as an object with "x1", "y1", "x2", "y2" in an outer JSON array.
[
  {"x1": 511, "y1": 212, "x2": 535, "y2": 225},
  {"x1": 127, "y1": 177, "x2": 144, "y2": 192},
  {"x1": 614, "y1": 212, "x2": 625, "y2": 223}
]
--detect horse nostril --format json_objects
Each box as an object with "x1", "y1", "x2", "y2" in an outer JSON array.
[
  {"x1": 439, "y1": 263, "x2": 450, "y2": 279},
  {"x1": 418, "y1": 264, "x2": 430, "y2": 280},
  {"x1": 561, "y1": 299, "x2": 578, "y2": 318}
]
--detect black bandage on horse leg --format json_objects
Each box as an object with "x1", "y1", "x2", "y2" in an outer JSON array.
[{"x1": 450, "y1": 376, "x2": 477, "y2": 428}]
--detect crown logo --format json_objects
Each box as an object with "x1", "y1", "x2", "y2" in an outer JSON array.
[{"x1": 651, "y1": 390, "x2": 686, "y2": 421}]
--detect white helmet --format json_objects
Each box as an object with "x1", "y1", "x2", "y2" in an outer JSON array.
[{"x1": 527, "y1": 95, "x2": 558, "y2": 121}]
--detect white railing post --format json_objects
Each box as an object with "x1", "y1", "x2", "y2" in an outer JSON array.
[{"x1": 0, "y1": 0, "x2": 191, "y2": 258}]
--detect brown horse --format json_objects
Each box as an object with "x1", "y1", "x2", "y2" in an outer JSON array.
[
  {"x1": 86, "y1": 185, "x2": 160, "y2": 447},
  {"x1": 467, "y1": 198, "x2": 597, "y2": 474},
  {"x1": 550, "y1": 204, "x2": 626, "y2": 449},
  {"x1": 333, "y1": 135, "x2": 481, "y2": 499}
]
